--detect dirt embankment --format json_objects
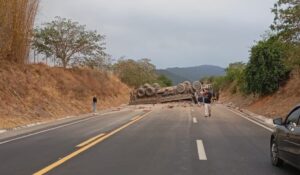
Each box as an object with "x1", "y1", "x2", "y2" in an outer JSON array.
[
  {"x1": 0, "y1": 62, "x2": 130, "y2": 129},
  {"x1": 221, "y1": 71, "x2": 300, "y2": 118}
]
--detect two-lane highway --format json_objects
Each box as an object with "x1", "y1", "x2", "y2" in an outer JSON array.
[{"x1": 0, "y1": 104, "x2": 299, "y2": 175}]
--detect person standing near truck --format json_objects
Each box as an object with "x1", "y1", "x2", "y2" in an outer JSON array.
[
  {"x1": 92, "y1": 95, "x2": 97, "y2": 113},
  {"x1": 204, "y1": 88, "x2": 212, "y2": 117},
  {"x1": 198, "y1": 89, "x2": 205, "y2": 105},
  {"x1": 194, "y1": 91, "x2": 199, "y2": 104}
]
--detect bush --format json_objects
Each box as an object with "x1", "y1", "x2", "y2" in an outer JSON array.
[
  {"x1": 244, "y1": 37, "x2": 289, "y2": 95},
  {"x1": 113, "y1": 58, "x2": 171, "y2": 88},
  {"x1": 207, "y1": 62, "x2": 246, "y2": 93},
  {"x1": 157, "y1": 75, "x2": 172, "y2": 87},
  {"x1": 211, "y1": 76, "x2": 226, "y2": 92}
]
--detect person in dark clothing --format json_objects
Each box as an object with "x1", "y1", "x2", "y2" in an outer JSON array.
[
  {"x1": 92, "y1": 95, "x2": 97, "y2": 113},
  {"x1": 198, "y1": 89, "x2": 205, "y2": 104},
  {"x1": 204, "y1": 89, "x2": 212, "y2": 117},
  {"x1": 204, "y1": 91, "x2": 212, "y2": 103}
]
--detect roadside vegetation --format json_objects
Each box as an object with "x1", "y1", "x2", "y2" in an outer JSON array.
[
  {"x1": 0, "y1": 0, "x2": 39, "y2": 63},
  {"x1": 113, "y1": 58, "x2": 172, "y2": 88},
  {"x1": 32, "y1": 17, "x2": 111, "y2": 69},
  {"x1": 205, "y1": 0, "x2": 299, "y2": 97},
  {"x1": 0, "y1": 0, "x2": 172, "y2": 128},
  {"x1": 0, "y1": 1, "x2": 128, "y2": 128},
  {"x1": 32, "y1": 17, "x2": 172, "y2": 88},
  {"x1": 202, "y1": 0, "x2": 300, "y2": 118},
  {"x1": 0, "y1": 63, "x2": 129, "y2": 129}
]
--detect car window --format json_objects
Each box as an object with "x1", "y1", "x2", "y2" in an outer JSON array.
[{"x1": 286, "y1": 107, "x2": 300, "y2": 126}]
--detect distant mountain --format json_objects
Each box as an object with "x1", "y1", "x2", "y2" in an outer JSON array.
[
  {"x1": 156, "y1": 69, "x2": 187, "y2": 85},
  {"x1": 157, "y1": 65, "x2": 225, "y2": 85}
]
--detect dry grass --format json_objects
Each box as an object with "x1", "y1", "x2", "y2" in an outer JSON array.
[
  {"x1": 0, "y1": 1, "x2": 131, "y2": 129},
  {"x1": 0, "y1": 0, "x2": 39, "y2": 63},
  {"x1": 0, "y1": 62, "x2": 130, "y2": 129}
]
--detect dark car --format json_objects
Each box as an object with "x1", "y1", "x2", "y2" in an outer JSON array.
[{"x1": 270, "y1": 105, "x2": 300, "y2": 169}]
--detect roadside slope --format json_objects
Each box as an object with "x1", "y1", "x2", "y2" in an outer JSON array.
[
  {"x1": 0, "y1": 62, "x2": 130, "y2": 129},
  {"x1": 221, "y1": 71, "x2": 300, "y2": 118}
]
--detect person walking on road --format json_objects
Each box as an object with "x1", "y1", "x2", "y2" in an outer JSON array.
[
  {"x1": 194, "y1": 91, "x2": 199, "y2": 104},
  {"x1": 92, "y1": 95, "x2": 97, "y2": 113},
  {"x1": 204, "y1": 88, "x2": 212, "y2": 117},
  {"x1": 198, "y1": 89, "x2": 205, "y2": 105}
]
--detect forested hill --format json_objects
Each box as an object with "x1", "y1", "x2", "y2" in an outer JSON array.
[{"x1": 157, "y1": 65, "x2": 225, "y2": 85}]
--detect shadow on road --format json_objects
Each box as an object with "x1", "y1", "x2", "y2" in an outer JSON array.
[{"x1": 277, "y1": 164, "x2": 300, "y2": 174}]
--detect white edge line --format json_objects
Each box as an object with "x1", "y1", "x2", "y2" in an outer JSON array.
[
  {"x1": 0, "y1": 130, "x2": 7, "y2": 134},
  {"x1": 193, "y1": 117, "x2": 198, "y2": 123},
  {"x1": 196, "y1": 140, "x2": 207, "y2": 160},
  {"x1": 0, "y1": 110, "x2": 132, "y2": 145},
  {"x1": 0, "y1": 117, "x2": 96, "y2": 145},
  {"x1": 226, "y1": 108, "x2": 273, "y2": 132}
]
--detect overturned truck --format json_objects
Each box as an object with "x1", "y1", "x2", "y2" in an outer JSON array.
[{"x1": 129, "y1": 81, "x2": 204, "y2": 105}]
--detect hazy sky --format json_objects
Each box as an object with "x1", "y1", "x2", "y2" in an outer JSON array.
[{"x1": 36, "y1": 0, "x2": 277, "y2": 69}]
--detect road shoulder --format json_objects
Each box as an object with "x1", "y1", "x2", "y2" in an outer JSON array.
[
  {"x1": 221, "y1": 103, "x2": 275, "y2": 131},
  {"x1": 0, "y1": 106, "x2": 133, "y2": 142}
]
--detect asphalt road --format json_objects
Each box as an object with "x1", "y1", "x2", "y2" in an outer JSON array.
[{"x1": 0, "y1": 104, "x2": 299, "y2": 175}]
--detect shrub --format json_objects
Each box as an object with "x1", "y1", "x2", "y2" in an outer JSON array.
[{"x1": 244, "y1": 37, "x2": 289, "y2": 95}]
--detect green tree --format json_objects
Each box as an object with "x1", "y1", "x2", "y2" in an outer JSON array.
[
  {"x1": 32, "y1": 17, "x2": 109, "y2": 68},
  {"x1": 244, "y1": 37, "x2": 289, "y2": 95},
  {"x1": 113, "y1": 58, "x2": 158, "y2": 88},
  {"x1": 225, "y1": 62, "x2": 247, "y2": 93},
  {"x1": 271, "y1": 0, "x2": 300, "y2": 43},
  {"x1": 211, "y1": 76, "x2": 226, "y2": 93},
  {"x1": 157, "y1": 75, "x2": 172, "y2": 87},
  {"x1": 285, "y1": 44, "x2": 300, "y2": 69},
  {"x1": 225, "y1": 62, "x2": 246, "y2": 82},
  {"x1": 205, "y1": 62, "x2": 246, "y2": 94}
]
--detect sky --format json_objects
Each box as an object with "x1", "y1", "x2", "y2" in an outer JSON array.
[{"x1": 36, "y1": 0, "x2": 277, "y2": 69}]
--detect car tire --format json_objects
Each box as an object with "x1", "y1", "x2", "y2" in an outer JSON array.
[{"x1": 271, "y1": 140, "x2": 284, "y2": 167}]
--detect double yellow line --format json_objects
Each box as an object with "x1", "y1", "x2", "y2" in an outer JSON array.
[{"x1": 33, "y1": 111, "x2": 151, "y2": 175}]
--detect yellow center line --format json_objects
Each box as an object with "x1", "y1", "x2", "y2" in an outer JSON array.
[
  {"x1": 33, "y1": 111, "x2": 152, "y2": 175},
  {"x1": 130, "y1": 115, "x2": 142, "y2": 121},
  {"x1": 76, "y1": 133, "x2": 105, "y2": 148}
]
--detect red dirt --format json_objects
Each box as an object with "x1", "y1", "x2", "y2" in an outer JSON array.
[{"x1": 220, "y1": 71, "x2": 300, "y2": 118}]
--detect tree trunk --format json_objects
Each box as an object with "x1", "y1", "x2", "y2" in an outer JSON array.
[{"x1": 61, "y1": 57, "x2": 67, "y2": 68}]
